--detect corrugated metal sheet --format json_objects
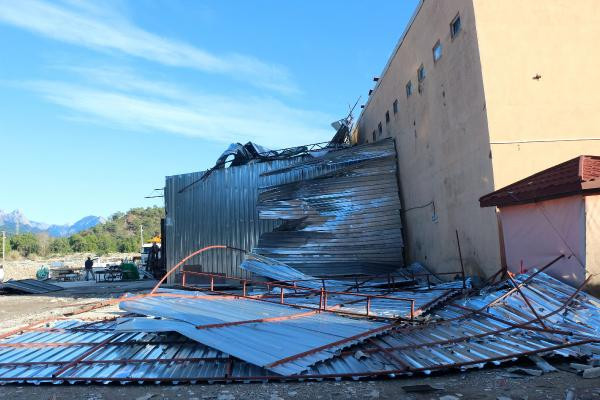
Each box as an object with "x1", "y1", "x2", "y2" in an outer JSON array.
[
  {"x1": 253, "y1": 139, "x2": 404, "y2": 276},
  {"x1": 0, "y1": 320, "x2": 269, "y2": 383},
  {"x1": 0, "y1": 272, "x2": 599, "y2": 384},
  {"x1": 1, "y1": 279, "x2": 63, "y2": 294},
  {"x1": 240, "y1": 253, "x2": 462, "y2": 318},
  {"x1": 164, "y1": 157, "x2": 308, "y2": 282},
  {"x1": 241, "y1": 253, "x2": 416, "y2": 291},
  {"x1": 119, "y1": 293, "x2": 389, "y2": 376},
  {"x1": 165, "y1": 138, "x2": 404, "y2": 281}
]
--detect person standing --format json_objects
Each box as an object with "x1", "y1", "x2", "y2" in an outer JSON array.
[{"x1": 84, "y1": 257, "x2": 94, "y2": 281}]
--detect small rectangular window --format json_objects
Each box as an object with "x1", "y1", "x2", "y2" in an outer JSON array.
[
  {"x1": 451, "y1": 14, "x2": 461, "y2": 39},
  {"x1": 372, "y1": 130, "x2": 376, "y2": 142},
  {"x1": 418, "y1": 64, "x2": 426, "y2": 82},
  {"x1": 406, "y1": 81, "x2": 412, "y2": 97},
  {"x1": 393, "y1": 99, "x2": 398, "y2": 114},
  {"x1": 433, "y1": 40, "x2": 442, "y2": 62},
  {"x1": 385, "y1": 111, "x2": 390, "y2": 124},
  {"x1": 378, "y1": 122, "x2": 382, "y2": 135}
]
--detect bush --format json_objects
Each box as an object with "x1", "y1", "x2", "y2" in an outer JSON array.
[
  {"x1": 9, "y1": 233, "x2": 40, "y2": 257},
  {"x1": 49, "y1": 237, "x2": 71, "y2": 254},
  {"x1": 69, "y1": 234, "x2": 86, "y2": 253},
  {"x1": 117, "y1": 237, "x2": 139, "y2": 253}
]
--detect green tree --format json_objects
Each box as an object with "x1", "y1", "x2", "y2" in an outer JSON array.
[
  {"x1": 63, "y1": 206, "x2": 164, "y2": 255},
  {"x1": 50, "y1": 237, "x2": 72, "y2": 254},
  {"x1": 117, "y1": 237, "x2": 139, "y2": 253},
  {"x1": 96, "y1": 234, "x2": 117, "y2": 255},
  {"x1": 69, "y1": 234, "x2": 86, "y2": 252},
  {"x1": 10, "y1": 233, "x2": 40, "y2": 257}
]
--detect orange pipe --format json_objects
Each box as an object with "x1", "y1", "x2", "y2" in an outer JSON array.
[{"x1": 150, "y1": 245, "x2": 227, "y2": 294}]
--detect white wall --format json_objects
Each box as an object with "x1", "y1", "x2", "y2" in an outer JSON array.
[{"x1": 499, "y1": 195, "x2": 586, "y2": 286}]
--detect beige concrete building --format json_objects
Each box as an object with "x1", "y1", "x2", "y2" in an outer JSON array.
[{"x1": 357, "y1": 0, "x2": 600, "y2": 278}]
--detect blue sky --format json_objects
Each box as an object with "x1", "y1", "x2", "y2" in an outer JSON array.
[{"x1": 0, "y1": 0, "x2": 419, "y2": 224}]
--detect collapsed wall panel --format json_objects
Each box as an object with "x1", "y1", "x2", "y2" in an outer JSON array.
[
  {"x1": 164, "y1": 157, "x2": 308, "y2": 281},
  {"x1": 254, "y1": 138, "x2": 404, "y2": 276},
  {"x1": 165, "y1": 138, "x2": 404, "y2": 281}
]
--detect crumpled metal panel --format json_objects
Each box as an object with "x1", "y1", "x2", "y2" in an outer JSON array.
[
  {"x1": 241, "y1": 253, "x2": 415, "y2": 290},
  {"x1": 240, "y1": 253, "x2": 327, "y2": 289},
  {"x1": 165, "y1": 138, "x2": 403, "y2": 282},
  {"x1": 304, "y1": 271, "x2": 600, "y2": 376},
  {"x1": 164, "y1": 157, "x2": 311, "y2": 282},
  {"x1": 0, "y1": 320, "x2": 269, "y2": 384},
  {"x1": 240, "y1": 253, "x2": 464, "y2": 318},
  {"x1": 118, "y1": 293, "x2": 389, "y2": 376},
  {"x1": 253, "y1": 138, "x2": 404, "y2": 276},
  {"x1": 0, "y1": 272, "x2": 599, "y2": 384}
]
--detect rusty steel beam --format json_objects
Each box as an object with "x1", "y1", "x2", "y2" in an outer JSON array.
[
  {"x1": 506, "y1": 273, "x2": 548, "y2": 329},
  {"x1": 480, "y1": 254, "x2": 565, "y2": 310},
  {"x1": 195, "y1": 310, "x2": 320, "y2": 330},
  {"x1": 264, "y1": 322, "x2": 398, "y2": 369},
  {"x1": 52, "y1": 333, "x2": 122, "y2": 378}
]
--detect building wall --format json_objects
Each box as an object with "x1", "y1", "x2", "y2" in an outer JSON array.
[
  {"x1": 357, "y1": 0, "x2": 500, "y2": 277},
  {"x1": 473, "y1": 0, "x2": 600, "y2": 188},
  {"x1": 585, "y1": 196, "x2": 600, "y2": 285},
  {"x1": 498, "y1": 195, "x2": 586, "y2": 287}
]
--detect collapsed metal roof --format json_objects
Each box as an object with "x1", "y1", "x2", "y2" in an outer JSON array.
[
  {"x1": 118, "y1": 293, "x2": 390, "y2": 376},
  {"x1": 0, "y1": 270, "x2": 598, "y2": 385},
  {"x1": 0, "y1": 320, "x2": 269, "y2": 383}
]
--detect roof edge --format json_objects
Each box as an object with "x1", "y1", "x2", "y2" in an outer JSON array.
[{"x1": 356, "y1": 0, "x2": 425, "y2": 126}]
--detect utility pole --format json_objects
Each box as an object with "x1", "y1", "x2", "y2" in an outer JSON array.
[
  {"x1": 140, "y1": 225, "x2": 144, "y2": 249},
  {"x1": 1, "y1": 231, "x2": 5, "y2": 265}
]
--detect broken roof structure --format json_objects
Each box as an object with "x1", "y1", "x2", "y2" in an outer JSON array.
[{"x1": 0, "y1": 266, "x2": 598, "y2": 384}]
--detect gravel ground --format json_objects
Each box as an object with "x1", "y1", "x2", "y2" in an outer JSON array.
[{"x1": 0, "y1": 368, "x2": 598, "y2": 400}]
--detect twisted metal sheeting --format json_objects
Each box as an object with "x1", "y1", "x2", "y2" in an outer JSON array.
[{"x1": 254, "y1": 138, "x2": 404, "y2": 276}]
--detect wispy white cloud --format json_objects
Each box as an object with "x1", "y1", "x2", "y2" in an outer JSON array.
[
  {"x1": 23, "y1": 68, "x2": 334, "y2": 148},
  {"x1": 0, "y1": 0, "x2": 297, "y2": 94}
]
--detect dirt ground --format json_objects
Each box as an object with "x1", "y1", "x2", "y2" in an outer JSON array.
[
  {"x1": 0, "y1": 279, "x2": 155, "y2": 332},
  {"x1": 0, "y1": 368, "x2": 597, "y2": 400},
  {"x1": 0, "y1": 281, "x2": 598, "y2": 400},
  {"x1": 1, "y1": 253, "x2": 139, "y2": 281}
]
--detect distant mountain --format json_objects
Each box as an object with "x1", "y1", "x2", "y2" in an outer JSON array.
[{"x1": 0, "y1": 209, "x2": 105, "y2": 237}]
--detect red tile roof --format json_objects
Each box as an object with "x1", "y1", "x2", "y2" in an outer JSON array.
[{"x1": 479, "y1": 155, "x2": 600, "y2": 207}]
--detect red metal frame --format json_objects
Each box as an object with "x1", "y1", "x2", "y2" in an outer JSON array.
[{"x1": 180, "y1": 269, "x2": 432, "y2": 320}]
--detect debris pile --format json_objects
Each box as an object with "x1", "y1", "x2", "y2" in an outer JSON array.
[
  {"x1": 0, "y1": 279, "x2": 63, "y2": 295},
  {"x1": 0, "y1": 259, "x2": 598, "y2": 385}
]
